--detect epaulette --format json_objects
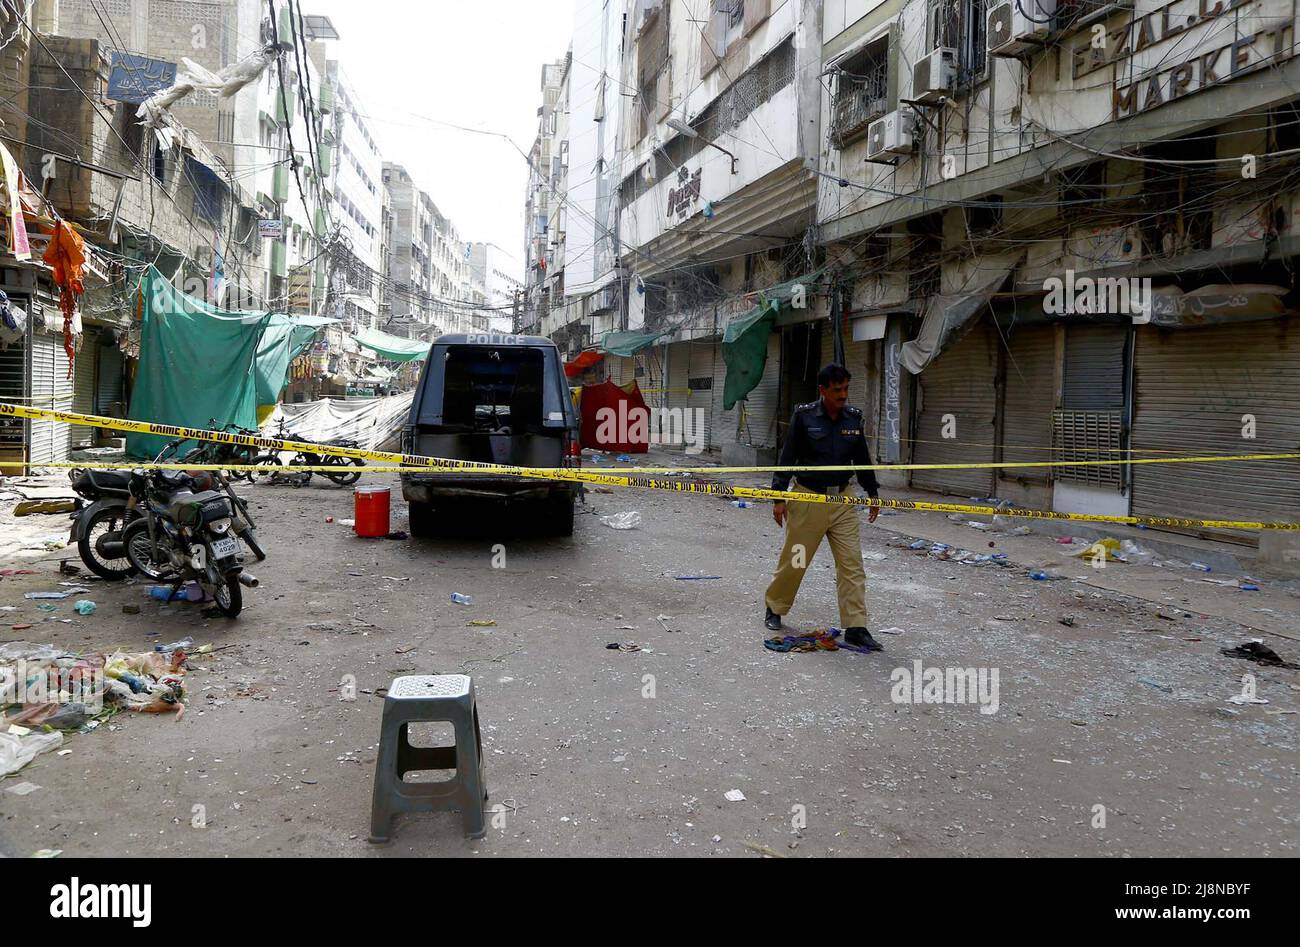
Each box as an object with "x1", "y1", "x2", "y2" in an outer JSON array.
[
  {"x1": 794, "y1": 401, "x2": 819, "y2": 412},
  {"x1": 843, "y1": 405, "x2": 863, "y2": 416}
]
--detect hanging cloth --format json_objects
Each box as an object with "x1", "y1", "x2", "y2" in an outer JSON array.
[{"x1": 42, "y1": 220, "x2": 86, "y2": 377}]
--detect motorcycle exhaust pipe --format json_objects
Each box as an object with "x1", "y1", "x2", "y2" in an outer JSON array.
[{"x1": 237, "y1": 572, "x2": 259, "y2": 588}]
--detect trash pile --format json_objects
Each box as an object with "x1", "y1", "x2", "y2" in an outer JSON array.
[
  {"x1": 892, "y1": 538, "x2": 1012, "y2": 568},
  {"x1": 1, "y1": 641, "x2": 191, "y2": 778},
  {"x1": 763, "y1": 628, "x2": 876, "y2": 655}
]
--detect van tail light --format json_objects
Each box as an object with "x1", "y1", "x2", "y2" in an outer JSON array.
[{"x1": 567, "y1": 439, "x2": 582, "y2": 467}]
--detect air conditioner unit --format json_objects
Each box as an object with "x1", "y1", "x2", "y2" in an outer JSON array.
[
  {"x1": 912, "y1": 48, "x2": 957, "y2": 103},
  {"x1": 866, "y1": 108, "x2": 915, "y2": 160},
  {"x1": 987, "y1": 0, "x2": 1056, "y2": 56}
]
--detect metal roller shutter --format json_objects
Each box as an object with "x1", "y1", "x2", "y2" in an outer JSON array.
[
  {"x1": 740, "y1": 332, "x2": 782, "y2": 449},
  {"x1": 1131, "y1": 321, "x2": 1300, "y2": 544},
  {"x1": 819, "y1": 323, "x2": 873, "y2": 411},
  {"x1": 95, "y1": 335, "x2": 124, "y2": 414},
  {"x1": 1000, "y1": 324, "x2": 1056, "y2": 481},
  {"x1": 911, "y1": 321, "x2": 997, "y2": 497},
  {"x1": 666, "y1": 341, "x2": 691, "y2": 415},
  {"x1": 710, "y1": 342, "x2": 737, "y2": 452},
  {"x1": 0, "y1": 333, "x2": 24, "y2": 469},
  {"x1": 687, "y1": 340, "x2": 714, "y2": 452},
  {"x1": 27, "y1": 330, "x2": 74, "y2": 465},
  {"x1": 71, "y1": 334, "x2": 97, "y2": 448}
]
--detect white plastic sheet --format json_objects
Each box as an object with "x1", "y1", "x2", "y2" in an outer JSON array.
[{"x1": 262, "y1": 393, "x2": 413, "y2": 453}]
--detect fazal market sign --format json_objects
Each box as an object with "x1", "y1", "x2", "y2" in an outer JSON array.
[{"x1": 1069, "y1": 0, "x2": 1297, "y2": 119}]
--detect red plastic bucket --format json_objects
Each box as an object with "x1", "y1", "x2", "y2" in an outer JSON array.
[{"x1": 353, "y1": 486, "x2": 390, "y2": 537}]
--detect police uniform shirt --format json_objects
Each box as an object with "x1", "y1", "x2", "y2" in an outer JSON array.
[{"x1": 772, "y1": 400, "x2": 880, "y2": 497}]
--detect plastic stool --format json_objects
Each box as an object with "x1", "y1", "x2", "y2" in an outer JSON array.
[{"x1": 368, "y1": 674, "x2": 488, "y2": 842}]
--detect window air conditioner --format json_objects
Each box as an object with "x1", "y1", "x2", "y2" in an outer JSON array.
[
  {"x1": 866, "y1": 108, "x2": 915, "y2": 160},
  {"x1": 912, "y1": 48, "x2": 957, "y2": 103},
  {"x1": 987, "y1": 0, "x2": 1057, "y2": 56}
]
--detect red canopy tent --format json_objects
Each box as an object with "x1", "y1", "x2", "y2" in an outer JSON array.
[
  {"x1": 564, "y1": 350, "x2": 605, "y2": 378},
  {"x1": 579, "y1": 380, "x2": 649, "y2": 453}
]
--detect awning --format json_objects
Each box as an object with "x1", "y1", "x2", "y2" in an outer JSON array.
[
  {"x1": 351, "y1": 326, "x2": 431, "y2": 361},
  {"x1": 564, "y1": 350, "x2": 605, "y2": 377},
  {"x1": 721, "y1": 271, "x2": 826, "y2": 410},
  {"x1": 900, "y1": 267, "x2": 1011, "y2": 374},
  {"x1": 255, "y1": 314, "x2": 337, "y2": 406},
  {"x1": 1148, "y1": 284, "x2": 1289, "y2": 327},
  {"x1": 599, "y1": 329, "x2": 664, "y2": 356}
]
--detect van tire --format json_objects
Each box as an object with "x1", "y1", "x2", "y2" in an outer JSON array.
[
  {"x1": 548, "y1": 494, "x2": 574, "y2": 537},
  {"x1": 409, "y1": 501, "x2": 435, "y2": 538}
]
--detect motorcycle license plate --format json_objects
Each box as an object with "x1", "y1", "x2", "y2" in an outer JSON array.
[{"x1": 211, "y1": 537, "x2": 239, "y2": 559}]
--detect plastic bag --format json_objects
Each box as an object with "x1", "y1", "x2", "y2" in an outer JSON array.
[{"x1": 600, "y1": 512, "x2": 642, "y2": 530}]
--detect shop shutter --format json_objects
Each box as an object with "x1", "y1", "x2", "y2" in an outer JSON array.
[
  {"x1": 27, "y1": 329, "x2": 75, "y2": 465},
  {"x1": 95, "y1": 337, "x2": 125, "y2": 414},
  {"x1": 1054, "y1": 323, "x2": 1128, "y2": 489},
  {"x1": 1131, "y1": 321, "x2": 1300, "y2": 544},
  {"x1": 911, "y1": 321, "x2": 997, "y2": 496},
  {"x1": 739, "y1": 332, "x2": 782, "y2": 449},
  {"x1": 687, "y1": 339, "x2": 715, "y2": 452},
  {"x1": 70, "y1": 333, "x2": 97, "y2": 448},
  {"x1": 710, "y1": 341, "x2": 737, "y2": 452},
  {"x1": 1000, "y1": 324, "x2": 1056, "y2": 482},
  {"x1": 0, "y1": 334, "x2": 24, "y2": 466}
]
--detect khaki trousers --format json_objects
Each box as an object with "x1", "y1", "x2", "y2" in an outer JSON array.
[{"x1": 764, "y1": 484, "x2": 868, "y2": 628}]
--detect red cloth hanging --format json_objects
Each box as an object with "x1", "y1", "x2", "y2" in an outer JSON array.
[
  {"x1": 41, "y1": 220, "x2": 85, "y2": 377},
  {"x1": 564, "y1": 350, "x2": 604, "y2": 377}
]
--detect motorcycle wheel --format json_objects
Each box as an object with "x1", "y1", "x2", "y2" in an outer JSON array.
[
  {"x1": 122, "y1": 519, "x2": 182, "y2": 582},
  {"x1": 324, "y1": 458, "x2": 364, "y2": 486},
  {"x1": 213, "y1": 574, "x2": 242, "y2": 618},
  {"x1": 248, "y1": 454, "x2": 282, "y2": 484},
  {"x1": 77, "y1": 506, "x2": 138, "y2": 580}
]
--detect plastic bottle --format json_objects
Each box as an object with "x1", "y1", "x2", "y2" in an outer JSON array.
[
  {"x1": 450, "y1": 592, "x2": 473, "y2": 605},
  {"x1": 732, "y1": 501, "x2": 750, "y2": 508},
  {"x1": 148, "y1": 586, "x2": 181, "y2": 602},
  {"x1": 155, "y1": 636, "x2": 195, "y2": 653},
  {"x1": 1189, "y1": 562, "x2": 1213, "y2": 572},
  {"x1": 1029, "y1": 570, "x2": 1050, "y2": 580}
]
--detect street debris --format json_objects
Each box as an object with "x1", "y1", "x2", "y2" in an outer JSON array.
[
  {"x1": 1137, "y1": 677, "x2": 1174, "y2": 693},
  {"x1": 73, "y1": 601, "x2": 96, "y2": 615},
  {"x1": 600, "y1": 511, "x2": 642, "y2": 530},
  {"x1": 724, "y1": 789, "x2": 746, "y2": 802},
  {"x1": 1219, "y1": 641, "x2": 1299, "y2": 670},
  {"x1": 23, "y1": 588, "x2": 89, "y2": 600},
  {"x1": 879, "y1": 626, "x2": 905, "y2": 635},
  {"x1": 1226, "y1": 693, "x2": 1269, "y2": 705},
  {"x1": 466, "y1": 620, "x2": 496, "y2": 627},
  {"x1": 674, "y1": 575, "x2": 721, "y2": 581},
  {"x1": 13, "y1": 499, "x2": 75, "y2": 516},
  {"x1": 2, "y1": 779, "x2": 43, "y2": 795},
  {"x1": 450, "y1": 592, "x2": 473, "y2": 605}
]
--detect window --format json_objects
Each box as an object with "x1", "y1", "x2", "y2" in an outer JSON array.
[
  {"x1": 150, "y1": 138, "x2": 167, "y2": 183},
  {"x1": 830, "y1": 36, "x2": 890, "y2": 148},
  {"x1": 931, "y1": 0, "x2": 987, "y2": 87},
  {"x1": 636, "y1": 0, "x2": 670, "y2": 139}
]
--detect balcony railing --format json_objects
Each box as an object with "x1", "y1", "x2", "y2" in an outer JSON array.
[{"x1": 831, "y1": 59, "x2": 888, "y2": 148}]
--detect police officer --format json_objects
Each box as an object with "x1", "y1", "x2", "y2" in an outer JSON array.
[{"x1": 764, "y1": 363, "x2": 883, "y2": 651}]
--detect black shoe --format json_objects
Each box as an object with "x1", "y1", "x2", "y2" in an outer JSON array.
[
  {"x1": 764, "y1": 608, "x2": 782, "y2": 632},
  {"x1": 844, "y1": 627, "x2": 883, "y2": 651}
]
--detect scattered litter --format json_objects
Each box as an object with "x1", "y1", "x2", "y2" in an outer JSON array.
[
  {"x1": 878, "y1": 626, "x2": 905, "y2": 635},
  {"x1": 58, "y1": 562, "x2": 81, "y2": 576},
  {"x1": 674, "y1": 575, "x2": 721, "y2": 581},
  {"x1": 1054, "y1": 537, "x2": 1075, "y2": 544},
  {"x1": 744, "y1": 841, "x2": 786, "y2": 858},
  {"x1": 616, "y1": 454, "x2": 632, "y2": 462},
  {"x1": 325, "y1": 516, "x2": 334, "y2": 523},
  {"x1": 1029, "y1": 571, "x2": 1051, "y2": 581},
  {"x1": 1052, "y1": 759, "x2": 1072, "y2": 765},
  {"x1": 2, "y1": 780, "x2": 43, "y2": 795},
  {"x1": 1189, "y1": 561, "x2": 1213, "y2": 573},
  {"x1": 10, "y1": 624, "x2": 32, "y2": 631},
  {"x1": 154, "y1": 636, "x2": 194, "y2": 654},
  {"x1": 1226, "y1": 693, "x2": 1269, "y2": 705},
  {"x1": 0, "y1": 569, "x2": 37, "y2": 576},
  {"x1": 13, "y1": 499, "x2": 75, "y2": 516},
  {"x1": 385, "y1": 531, "x2": 408, "y2": 540},
  {"x1": 466, "y1": 620, "x2": 496, "y2": 627},
  {"x1": 381, "y1": 576, "x2": 410, "y2": 582},
  {"x1": 450, "y1": 592, "x2": 473, "y2": 606},
  {"x1": 600, "y1": 511, "x2": 642, "y2": 530},
  {"x1": 73, "y1": 600, "x2": 96, "y2": 616},
  {"x1": 23, "y1": 588, "x2": 89, "y2": 600},
  {"x1": 1219, "y1": 641, "x2": 1299, "y2": 670},
  {"x1": 655, "y1": 614, "x2": 681, "y2": 633},
  {"x1": 1264, "y1": 709, "x2": 1297, "y2": 715},
  {"x1": 1008, "y1": 526, "x2": 1032, "y2": 536},
  {"x1": 31, "y1": 849, "x2": 62, "y2": 858},
  {"x1": 1058, "y1": 615, "x2": 1076, "y2": 627},
  {"x1": 724, "y1": 789, "x2": 746, "y2": 802},
  {"x1": 1138, "y1": 677, "x2": 1174, "y2": 693},
  {"x1": 862, "y1": 552, "x2": 888, "y2": 562},
  {"x1": 605, "y1": 642, "x2": 641, "y2": 653},
  {"x1": 121, "y1": 604, "x2": 140, "y2": 615},
  {"x1": 965, "y1": 521, "x2": 991, "y2": 531},
  {"x1": 731, "y1": 501, "x2": 751, "y2": 508},
  {"x1": 339, "y1": 518, "x2": 355, "y2": 527}
]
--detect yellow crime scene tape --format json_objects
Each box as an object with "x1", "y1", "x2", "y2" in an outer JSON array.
[{"x1": 3, "y1": 402, "x2": 1299, "y2": 531}]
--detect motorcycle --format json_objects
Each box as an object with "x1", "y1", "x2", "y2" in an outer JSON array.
[
  {"x1": 183, "y1": 419, "x2": 263, "y2": 483},
  {"x1": 252, "y1": 417, "x2": 365, "y2": 486},
  {"x1": 68, "y1": 437, "x2": 267, "y2": 581},
  {"x1": 121, "y1": 468, "x2": 260, "y2": 618},
  {"x1": 66, "y1": 466, "x2": 138, "y2": 580}
]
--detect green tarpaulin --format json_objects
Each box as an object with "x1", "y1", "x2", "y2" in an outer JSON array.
[
  {"x1": 599, "y1": 329, "x2": 664, "y2": 356},
  {"x1": 721, "y1": 271, "x2": 825, "y2": 411},
  {"x1": 255, "y1": 314, "x2": 335, "y2": 406},
  {"x1": 126, "y1": 266, "x2": 272, "y2": 459},
  {"x1": 352, "y1": 326, "x2": 431, "y2": 361}
]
